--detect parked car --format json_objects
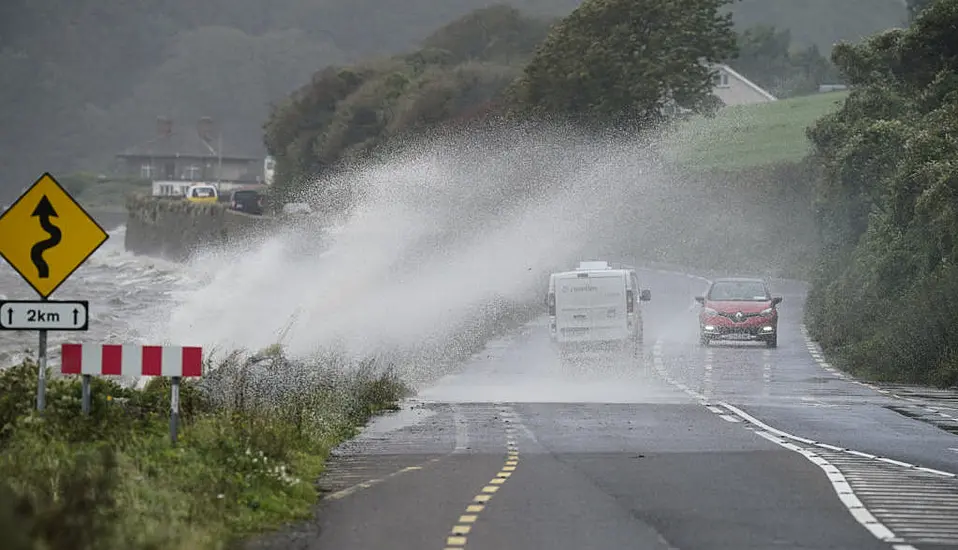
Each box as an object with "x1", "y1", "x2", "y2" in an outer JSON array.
[
  {"x1": 184, "y1": 183, "x2": 218, "y2": 204},
  {"x1": 694, "y1": 277, "x2": 782, "y2": 348},
  {"x1": 229, "y1": 188, "x2": 264, "y2": 215}
]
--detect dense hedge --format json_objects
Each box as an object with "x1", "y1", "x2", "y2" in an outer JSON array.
[{"x1": 804, "y1": 0, "x2": 958, "y2": 385}]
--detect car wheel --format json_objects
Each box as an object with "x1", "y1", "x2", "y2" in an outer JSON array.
[
  {"x1": 765, "y1": 335, "x2": 778, "y2": 348},
  {"x1": 699, "y1": 334, "x2": 710, "y2": 346}
]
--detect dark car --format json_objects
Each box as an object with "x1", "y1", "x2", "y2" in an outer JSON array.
[
  {"x1": 229, "y1": 189, "x2": 264, "y2": 215},
  {"x1": 694, "y1": 277, "x2": 782, "y2": 348}
]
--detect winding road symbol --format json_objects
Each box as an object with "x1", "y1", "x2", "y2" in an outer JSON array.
[
  {"x1": 29, "y1": 195, "x2": 61, "y2": 278},
  {"x1": 0, "y1": 172, "x2": 110, "y2": 300}
]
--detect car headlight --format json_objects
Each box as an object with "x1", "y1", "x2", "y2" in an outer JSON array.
[
  {"x1": 760, "y1": 307, "x2": 774, "y2": 317},
  {"x1": 703, "y1": 308, "x2": 719, "y2": 317}
]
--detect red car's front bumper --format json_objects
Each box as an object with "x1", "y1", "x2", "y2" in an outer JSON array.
[{"x1": 700, "y1": 312, "x2": 777, "y2": 340}]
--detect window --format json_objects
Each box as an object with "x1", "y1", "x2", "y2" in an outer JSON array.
[
  {"x1": 140, "y1": 164, "x2": 153, "y2": 179},
  {"x1": 707, "y1": 280, "x2": 769, "y2": 301},
  {"x1": 184, "y1": 165, "x2": 201, "y2": 181},
  {"x1": 712, "y1": 71, "x2": 730, "y2": 88}
]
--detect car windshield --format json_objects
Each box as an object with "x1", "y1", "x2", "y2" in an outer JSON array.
[
  {"x1": 192, "y1": 187, "x2": 215, "y2": 198},
  {"x1": 708, "y1": 280, "x2": 769, "y2": 301}
]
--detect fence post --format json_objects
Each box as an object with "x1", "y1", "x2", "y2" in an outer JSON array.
[
  {"x1": 81, "y1": 374, "x2": 91, "y2": 414},
  {"x1": 170, "y1": 376, "x2": 181, "y2": 446}
]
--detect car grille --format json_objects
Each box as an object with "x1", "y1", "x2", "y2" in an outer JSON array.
[{"x1": 719, "y1": 311, "x2": 761, "y2": 323}]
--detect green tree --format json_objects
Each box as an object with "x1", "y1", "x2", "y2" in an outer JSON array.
[
  {"x1": 804, "y1": 0, "x2": 958, "y2": 385},
  {"x1": 263, "y1": 7, "x2": 551, "y2": 204},
  {"x1": 907, "y1": 0, "x2": 937, "y2": 21},
  {"x1": 421, "y1": 4, "x2": 554, "y2": 65},
  {"x1": 510, "y1": 0, "x2": 739, "y2": 128},
  {"x1": 729, "y1": 25, "x2": 841, "y2": 98}
]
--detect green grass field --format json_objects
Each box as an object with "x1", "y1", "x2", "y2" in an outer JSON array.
[{"x1": 662, "y1": 90, "x2": 850, "y2": 171}]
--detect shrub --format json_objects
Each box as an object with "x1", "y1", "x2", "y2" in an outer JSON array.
[{"x1": 0, "y1": 347, "x2": 408, "y2": 549}]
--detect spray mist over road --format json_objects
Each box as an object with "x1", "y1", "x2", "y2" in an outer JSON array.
[{"x1": 154, "y1": 125, "x2": 671, "y2": 383}]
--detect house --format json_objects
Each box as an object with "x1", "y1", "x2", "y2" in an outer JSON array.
[
  {"x1": 710, "y1": 64, "x2": 777, "y2": 106},
  {"x1": 115, "y1": 116, "x2": 269, "y2": 198}
]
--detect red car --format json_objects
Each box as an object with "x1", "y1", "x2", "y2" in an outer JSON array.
[{"x1": 695, "y1": 277, "x2": 782, "y2": 348}]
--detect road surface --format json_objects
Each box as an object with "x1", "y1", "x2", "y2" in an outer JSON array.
[{"x1": 250, "y1": 269, "x2": 958, "y2": 550}]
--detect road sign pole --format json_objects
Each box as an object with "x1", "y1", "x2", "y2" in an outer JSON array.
[
  {"x1": 170, "y1": 376, "x2": 181, "y2": 446},
  {"x1": 81, "y1": 374, "x2": 91, "y2": 415},
  {"x1": 0, "y1": 173, "x2": 108, "y2": 412},
  {"x1": 37, "y1": 327, "x2": 47, "y2": 412}
]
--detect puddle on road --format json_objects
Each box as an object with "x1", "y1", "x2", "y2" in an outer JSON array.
[
  {"x1": 885, "y1": 404, "x2": 958, "y2": 436},
  {"x1": 357, "y1": 400, "x2": 438, "y2": 435}
]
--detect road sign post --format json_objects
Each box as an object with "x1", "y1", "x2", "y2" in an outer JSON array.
[
  {"x1": 38, "y1": 317, "x2": 47, "y2": 411},
  {"x1": 60, "y1": 344, "x2": 203, "y2": 444},
  {"x1": 81, "y1": 374, "x2": 91, "y2": 415},
  {"x1": 171, "y1": 376, "x2": 181, "y2": 446},
  {"x1": 0, "y1": 173, "x2": 108, "y2": 411}
]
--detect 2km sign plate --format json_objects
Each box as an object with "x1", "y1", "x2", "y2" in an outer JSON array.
[
  {"x1": 0, "y1": 300, "x2": 90, "y2": 331},
  {"x1": 0, "y1": 173, "x2": 109, "y2": 298}
]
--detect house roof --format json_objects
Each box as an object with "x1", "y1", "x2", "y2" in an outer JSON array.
[
  {"x1": 117, "y1": 130, "x2": 259, "y2": 161},
  {"x1": 714, "y1": 64, "x2": 777, "y2": 101}
]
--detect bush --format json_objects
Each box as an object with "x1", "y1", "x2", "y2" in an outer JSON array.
[
  {"x1": 803, "y1": 0, "x2": 958, "y2": 386},
  {"x1": 0, "y1": 347, "x2": 408, "y2": 549}
]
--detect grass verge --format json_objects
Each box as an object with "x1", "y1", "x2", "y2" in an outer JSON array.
[
  {"x1": 0, "y1": 346, "x2": 409, "y2": 550},
  {"x1": 661, "y1": 90, "x2": 850, "y2": 171}
]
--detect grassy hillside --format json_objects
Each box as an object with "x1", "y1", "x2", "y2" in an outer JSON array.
[{"x1": 661, "y1": 90, "x2": 850, "y2": 170}]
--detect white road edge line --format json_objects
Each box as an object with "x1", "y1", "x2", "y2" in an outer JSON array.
[
  {"x1": 653, "y1": 337, "x2": 958, "y2": 478},
  {"x1": 719, "y1": 401, "x2": 958, "y2": 479},
  {"x1": 751, "y1": 429, "x2": 900, "y2": 543},
  {"x1": 800, "y1": 324, "x2": 924, "y2": 404}
]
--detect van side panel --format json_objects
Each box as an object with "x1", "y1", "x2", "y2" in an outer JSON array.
[{"x1": 553, "y1": 271, "x2": 630, "y2": 343}]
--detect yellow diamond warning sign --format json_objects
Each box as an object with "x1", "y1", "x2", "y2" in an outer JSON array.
[{"x1": 0, "y1": 173, "x2": 109, "y2": 298}]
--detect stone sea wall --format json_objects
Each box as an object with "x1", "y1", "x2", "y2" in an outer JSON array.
[{"x1": 124, "y1": 195, "x2": 278, "y2": 262}]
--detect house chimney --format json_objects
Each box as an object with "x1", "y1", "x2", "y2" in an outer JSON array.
[
  {"x1": 197, "y1": 116, "x2": 214, "y2": 142},
  {"x1": 157, "y1": 116, "x2": 172, "y2": 137}
]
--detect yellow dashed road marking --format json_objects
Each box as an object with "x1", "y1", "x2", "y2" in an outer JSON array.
[{"x1": 440, "y1": 406, "x2": 521, "y2": 549}]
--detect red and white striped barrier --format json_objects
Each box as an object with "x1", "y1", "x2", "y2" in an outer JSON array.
[{"x1": 61, "y1": 344, "x2": 203, "y2": 377}]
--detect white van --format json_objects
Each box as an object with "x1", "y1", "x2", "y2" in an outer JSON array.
[{"x1": 546, "y1": 262, "x2": 651, "y2": 352}]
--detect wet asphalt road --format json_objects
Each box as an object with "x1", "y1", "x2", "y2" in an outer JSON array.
[{"x1": 251, "y1": 269, "x2": 958, "y2": 550}]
